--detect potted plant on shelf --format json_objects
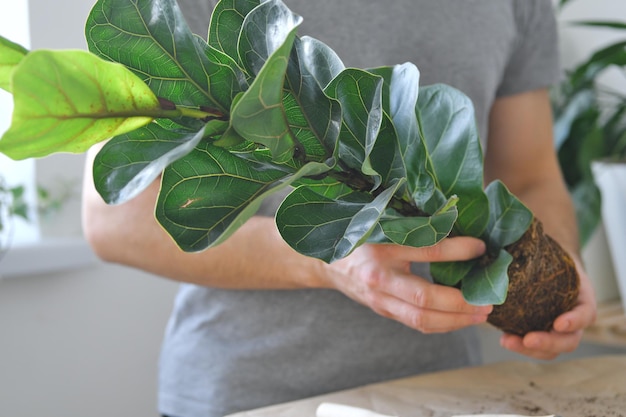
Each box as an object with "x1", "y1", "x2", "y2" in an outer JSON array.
[
  {"x1": 0, "y1": 0, "x2": 579, "y2": 335},
  {"x1": 551, "y1": 1, "x2": 626, "y2": 305},
  {"x1": 0, "y1": 176, "x2": 29, "y2": 255}
]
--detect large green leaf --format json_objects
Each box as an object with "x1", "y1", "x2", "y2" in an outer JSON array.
[
  {"x1": 293, "y1": 175, "x2": 355, "y2": 200},
  {"x1": 604, "y1": 103, "x2": 626, "y2": 156},
  {"x1": 325, "y1": 69, "x2": 385, "y2": 188},
  {"x1": 461, "y1": 249, "x2": 512, "y2": 305},
  {"x1": 371, "y1": 64, "x2": 433, "y2": 196},
  {"x1": 0, "y1": 50, "x2": 160, "y2": 160},
  {"x1": 558, "y1": 105, "x2": 602, "y2": 186},
  {"x1": 377, "y1": 207, "x2": 457, "y2": 248},
  {"x1": 571, "y1": 20, "x2": 626, "y2": 30},
  {"x1": 94, "y1": 120, "x2": 227, "y2": 204},
  {"x1": 0, "y1": 35, "x2": 28, "y2": 93},
  {"x1": 430, "y1": 259, "x2": 476, "y2": 287},
  {"x1": 367, "y1": 114, "x2": 408, "y2": 192},
  {"x1": 86, "y1": 0, "x2": 246, "y2": 112},
  {"x1": 156, "y1": 142, "x2": 334, "y2": 251},
  {"x1": 229, "y1": 1, "x2": 302, "y2": 163},
  {"x1": 208, "y1": 0, "x2": 260, "y2": 66},
  {"x1": 277, "y1": 179, "x2": 404, "y2": 263},
  {"x1": 553, "y1": 89, "x2": 595, "y2": 149},
  {"x1": 416, "y1": 84, "x2": 489, "y2": 237},
  {"x1": 484, "y1": 180, "x2": 533, "y2": 251},
  {"x1": 237, "y1": 0, "x2": 303, "y2": 76},
  {"x1": 282, "y1": 36, "x2": 342, "y2": 162},
  {"x1": 569, "y1": 41, "x2": 626, "y2": 90},
  {"x1": 298, "y1": 36, "x2": 345, "y2": 89},
  {"x1": 571, "y1": 180, "x2": 601, "y2": 247}
]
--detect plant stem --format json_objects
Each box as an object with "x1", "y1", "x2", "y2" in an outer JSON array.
[
  {"x1": 328, "y1": 168, "x2": 428, "y2": 217},
  {"x1": 157, "y1": 97, "x2": 227, "y2": 122}
]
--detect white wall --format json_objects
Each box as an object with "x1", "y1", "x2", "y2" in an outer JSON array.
[
  {"x1": 557, "y1": 0, "x2": 626, "y2": 93},
  {"x1": 1, "y1": 1, "x2": 626, "y2": 416}
]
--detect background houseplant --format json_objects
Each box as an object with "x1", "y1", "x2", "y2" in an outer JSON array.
[
  {"x1": 0, "y1": 176, "x2": 28, "y2": 254},
  {"x1": 552, "y1": 0, "x2": 626, "y2": 307},
  {"x1": 0, "y1": 0, "x2": 579, "y2": 335},
  {"x1": 552, "y1": 0, "x2": 626, "y2": 245}
]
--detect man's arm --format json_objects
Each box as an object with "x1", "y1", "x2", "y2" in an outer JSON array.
[
  {"x1": 484, "y1": 88, "x2": 597, "y2": 359},
  {"x1": 82, "y1": 143, "x2": 491, "y2": 333}
]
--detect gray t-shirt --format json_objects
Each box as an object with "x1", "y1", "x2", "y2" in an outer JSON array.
[{"x1": 159, "y1": 1, "x2": 559, "y2": 417}]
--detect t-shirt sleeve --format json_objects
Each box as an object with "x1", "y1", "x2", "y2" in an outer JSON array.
[{"x1": 496, "y1": 0, "x2": 560, "y2": 97}]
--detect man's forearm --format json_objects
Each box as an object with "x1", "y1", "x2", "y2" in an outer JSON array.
[{"x1": 82, "y1": 154, "x2": 330, "y2": 289}]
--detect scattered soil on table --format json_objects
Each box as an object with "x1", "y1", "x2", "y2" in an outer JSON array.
[{"x1": 450, "y1": 383, "x2": 626, "y2": 417}]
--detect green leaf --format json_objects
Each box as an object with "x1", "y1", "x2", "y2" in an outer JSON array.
[
  {"x1": 298, "y1": 36, "x2": 345, "y2": 89},
  {"x1": 553, "y1": 89, "x2": 595, "y2": 149},
  {"x1": 484, "y1": 180, "x2": 533, "y2": 251},
  {"x1": 282, "y1": 36, "x2": 343, "y2": 162},
  {"x1": 367, "y1": 114, "x2": 408, "y2": 191},
  {"x1": 293, "y1": 175, "x2": 355, "y2": 200},
  {"x1": 156, "y1": 142, "x2": 334, "y2": 252},
  {"x1": 572, "y1": 20, "x2": 626, "y2": 30},
  {"x1": 86, "y1": 0, "x2": 246, "y2": 113},
  {"x1": 558, "y1": 106, "x2": 601, "y2": 186},
  {"x1": 416, "y1": 84, "x2": 489, "y2": 236},
  {"x1": 0, "y1": 50, "x2": 160, "y2": 160},
  {"x1": 570, "y1": 41, "x2": 626, "y2": 90},
  {"x1": 325, "y1": 69, "x2": 385, "y2": 188},
  {"x1": 377, "y1": 207, "x2": 457, "y2": 247},
  {"x1": 208, "y1": 0, "x2": 261, "y2": 65},
  {"x1": 370, "y1": 64, "x2": 432, "y2": 200},
  {"x1": 94, "y1": 120, "x2": 227, "y2": 204},
  {"x1": 571, "y1": 180, "x2": 601, "y2": 247},
  {"x1": 604, "y1": 103, "x2": 626, "y2": 156},
  {"x1": 0, "y1": 35, "x2": 28, "y2": 92},
  {"x1": 461, "y1": 249, "x2": 512, "y2": 305},
  {"x1": 431, "y1": 259, "x2": 476, "y2": 287},
  {"x1": 237, "y1": 0, "x2": 303, "y2": 76},
  {"x1": 277, "y1": 178, "x2": 405, "y2": 263},
  {"x1": 230, "y1": 1, "x2": 302, "y2": 163}
]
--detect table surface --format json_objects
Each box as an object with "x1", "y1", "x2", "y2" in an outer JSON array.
[
  {"x1": 226, "y1": 355, "x2": 626, "y2": 417},
  {"x1": 583, "y1": 300, "x2": 626, "y2": 347}
]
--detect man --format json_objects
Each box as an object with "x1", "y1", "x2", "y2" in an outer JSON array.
[{"x1": 82, "y1": 1, "x2": 596, "y2": 416}]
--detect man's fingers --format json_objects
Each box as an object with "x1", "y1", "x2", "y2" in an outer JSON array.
[
  {"x1": 500, "y1": 330, "x2": 583, "y2": 360},
  {"x1": 374, "y1": 293, "x2": 490, "y2": 333},
  {"x1": 379, "y1": 274, "x2": 493, "y2": 316},
  {"x1": 381, "y1": 237, "x2": 486, "y2": 263}
]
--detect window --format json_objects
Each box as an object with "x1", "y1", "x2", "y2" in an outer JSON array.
[
  {"x1": 0, "y1": 0, "x2": 95, "y2": 278},
  {"x1": 0, "y1": 0, "x2": 40, "y2": 250}
]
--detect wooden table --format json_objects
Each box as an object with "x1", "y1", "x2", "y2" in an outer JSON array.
[
  {"x1": 583, "y1": 300, "x2": 626, "y2": 348},
  {"x1": 226, "y1": 355, "x2": 626, "y2": 417}
]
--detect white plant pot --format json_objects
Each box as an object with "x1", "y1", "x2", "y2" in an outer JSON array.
[
  {"x1": 582, "y1": 220, "x2": 619, "y2": 304},
  {"x1": 592, "y1": 161, "x2": 626, "y2": 312}
]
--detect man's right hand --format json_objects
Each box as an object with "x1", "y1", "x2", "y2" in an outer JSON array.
[{"x1": 322, "y1": 238, "x2": 492, "y2": 333}]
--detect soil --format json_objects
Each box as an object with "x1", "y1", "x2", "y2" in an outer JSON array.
[{"x1": 487, "y1": 217, "x2": 580, "y2": 336}]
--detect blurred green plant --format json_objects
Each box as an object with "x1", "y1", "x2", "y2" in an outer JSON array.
[
  {"x1": 0, "y1": 177, "x2": 29, "y2": 253},
  {"x1": 552, "y1": 3, "x2": 626, "y2": 246},
  {"x1": 0, "y1": 175, "x2": 75, "y2": 254}
]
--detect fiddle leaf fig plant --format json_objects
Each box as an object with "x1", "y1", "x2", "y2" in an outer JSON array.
[{"x1": 0, "y1": 0, "x2": 579, "y2": 334}]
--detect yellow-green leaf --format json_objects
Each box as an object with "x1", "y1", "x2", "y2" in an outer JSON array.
[
  {"x1": 0, "y1": 49, "x2": 161, "y2": 160},
  {"x1": 0, "y1": 35, "x2": 28, "y2": 93}
]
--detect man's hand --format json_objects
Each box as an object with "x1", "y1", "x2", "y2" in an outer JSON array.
[
  {"x1": 500, "y1": 260, "x2": 597, "y2": 360},
  {"x1": 322, "y1": 237, "x2": 492, "y2": 333}
]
